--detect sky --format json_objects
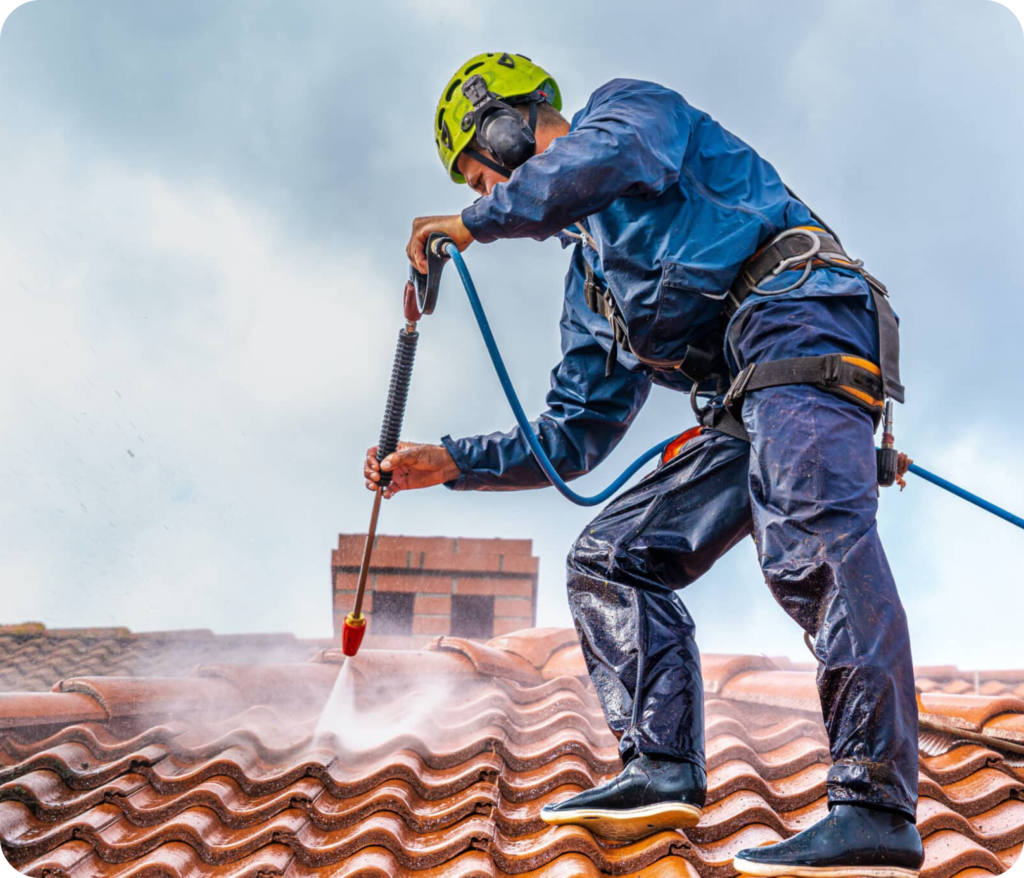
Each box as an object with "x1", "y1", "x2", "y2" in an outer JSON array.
[{"x1": 0, "y1": 0, "x2": 1022, "y2": 667}]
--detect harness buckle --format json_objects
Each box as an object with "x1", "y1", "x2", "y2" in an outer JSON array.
[
  {"x1": 821, "y1": 353, "x2": 842, "y2": 386},
  {"x1": 724, "y1": 363, "x2": 757, "y2": 411},
  {"x1": 583, "y1": 275, "x2": 602, "y2": 314}
]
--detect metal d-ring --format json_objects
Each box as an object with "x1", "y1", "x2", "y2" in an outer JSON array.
[
  {"x1": 750, "y1": 227, "x2": 822, "y2": 296},
  {"x1": 690, "y1": 382, "x2": 708, "y2": 420}
]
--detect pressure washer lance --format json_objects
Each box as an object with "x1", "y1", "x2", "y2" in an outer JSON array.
[
  {"x1": 340, "y1": 235, "x2": 449, "y2": 657},
  {"x1": 341, "y1": 297, "x2": 421, "y2": 657}
]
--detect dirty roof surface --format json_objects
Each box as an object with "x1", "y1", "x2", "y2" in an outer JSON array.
[
  {"x1": 1, "y1": 628, "x2": 1022, "y2": 877},
  {"x1": 0, "y1": 624, "x2": 330, "y2": 693}
]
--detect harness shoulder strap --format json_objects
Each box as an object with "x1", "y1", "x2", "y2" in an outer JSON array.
[
  {"x1": 862, "y1": 271, "x2": 905, "y2": 403},
  {"x1": 582, "y1": 257, "x2": 631, "y2": 377}
]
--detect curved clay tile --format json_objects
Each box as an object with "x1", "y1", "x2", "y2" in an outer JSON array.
[
  {"x1": 4, "y1": 645, "x2": 1024, "y2": 877},
  {"x1": 996, "y1": 842, "x2": 1022, "y2": 870},
  {"x1": 920, "y1": 694, "x2": 1024, "y2": 731},
  {"x1": 701, "y1": 655, "x2": 778, "y2": 695},
  {"x1": 431, "y1": 638, "x2": 543, "y2": 686},
  {"x1": 921, "y1": 828, "x2": 1007, "y2": 878},
  {"x1": 921, "y1": 744, "x2": 1010, "y2": 785},
  {"x1": 118, "y1": 774, "x2": 326, "y2": 829},
  {"x1": 0, "y1": 692, "x2": 107, "y2": 731},
  {"x1": 706, "y1": 760, "x2": 828, "y2": 812},
  {"x1": 487, "y1": 629, "x2": 579, "y2": 671},
  {"x1": 540, "y1": 646, "x2": 589, "y2": 681},
  {"x1": 718, "y1": 671, "x2": 820, "y2": 713},
  {"x1": 0, "y1": 768, "x2": 146, "y2": 824}
]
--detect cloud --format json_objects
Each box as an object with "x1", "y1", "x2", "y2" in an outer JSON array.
[
  {"x1": 892, "y1": 429, "x2": 1024, "y2": 668},
  {"x1": 0, "y1": 134, "x2": 395, "y2": 635},
  {"x1": 0, "y1": 0, "x2": 1021, "y2": 667}
]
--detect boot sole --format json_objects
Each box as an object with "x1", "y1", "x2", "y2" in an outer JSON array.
[
  {"x1": 733, "y1": 856, "x2": 921, "y2": 878},
  {"x1": 540, "y1": 802, "x2": 702, "y2": 841}
]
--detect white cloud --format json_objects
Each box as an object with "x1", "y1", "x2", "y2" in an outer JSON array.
[
  {"x1": 2, "y1": 0, "x2": 1022, "y2": 671},
  {"x1": 0, "y1": 138, "x2": 396, "y2": 636},
  {"x1": 892, "y1": 430, "x2": 1024, "y2": 668}
]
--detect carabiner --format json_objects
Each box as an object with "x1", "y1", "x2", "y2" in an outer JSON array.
[{"x1": 749, "y1": 227, "x2": 822, "y2": 296}]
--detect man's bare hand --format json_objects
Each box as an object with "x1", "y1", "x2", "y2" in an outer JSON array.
[
  {"x1": 364, "y1": 441, "x2": 461, "y2": 499},
  {"x1": 407, "y1": 214, "x2": 474, "y2": 274}
]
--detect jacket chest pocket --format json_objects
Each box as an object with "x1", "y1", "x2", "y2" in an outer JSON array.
[
  {"x1": 660, "y1": 261, "x2": 737, "y2": 300},
  {"x1": 651, "y1": 261, "x2": 738, "y2": 350}
]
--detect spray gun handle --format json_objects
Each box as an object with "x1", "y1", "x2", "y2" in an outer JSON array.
[{"x1": 410, "y1": 233, "x2": 454, "y2": 316}]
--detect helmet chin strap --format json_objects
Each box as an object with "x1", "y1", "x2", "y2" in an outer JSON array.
[{"x1": 462, "y1": 149, "x2": 513, "y2": 179}]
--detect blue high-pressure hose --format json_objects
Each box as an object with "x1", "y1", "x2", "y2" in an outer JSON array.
[
  {"x1": 906, "y1": 463, "x2": 1024, "y2": 531},
  {"x1": 445, "y1": 247, "x2": 1024, "y2": 530},
  {"x1": 448, "y1": 248, "x2": 671, "y2": 506}
]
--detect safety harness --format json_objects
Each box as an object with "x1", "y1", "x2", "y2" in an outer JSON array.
[{"x1": 578, "y1": 211, "x2": 904, "y2": 446}]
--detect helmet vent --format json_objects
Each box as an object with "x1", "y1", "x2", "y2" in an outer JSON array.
[
  {"x1": 464, "y1": 61, "x2": 484, "y2": 75},
  {"x1": 497, "y1": 53, "x2": 515, "y2": 68},
  {"x1": 445, "y1": 79, "x2": 462, "y2": 102}
]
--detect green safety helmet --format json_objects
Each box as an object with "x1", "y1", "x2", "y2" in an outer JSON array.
[{"x1": 435, "y1": 52, "x2": 562, "y2": 184}]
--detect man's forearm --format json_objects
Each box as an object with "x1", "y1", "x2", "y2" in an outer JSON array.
[{"x1": 441, "y1": 418, "x2": 585, "y2": 492}]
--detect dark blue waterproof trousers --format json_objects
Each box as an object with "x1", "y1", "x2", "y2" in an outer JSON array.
[{"x1": 566, "y1": 294, "x2": 920, "y2": 821}]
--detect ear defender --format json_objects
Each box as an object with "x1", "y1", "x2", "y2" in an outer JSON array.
[{"x1": 460, "y1": 74, "x2": 539, "y2": 176}]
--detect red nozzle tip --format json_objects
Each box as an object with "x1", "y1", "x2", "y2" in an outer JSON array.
[{"x1": 342, "y1": 612, "x2": 367, "y2": 657}]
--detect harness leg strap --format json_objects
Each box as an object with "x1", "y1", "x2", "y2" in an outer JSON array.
[{"x1": 701, "y1": 354, "x2": 886, "y2": 443}]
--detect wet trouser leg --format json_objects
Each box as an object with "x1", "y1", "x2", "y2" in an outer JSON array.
[
  {"x1": 734, "y1": 297, "x2": 919, "y2": 821},
  {"x1": 567, "y1": 293, "x2": 918, "y2": 820},
  {"x1": 566, "y1": 429, "x2": 753, "y2": 770}
]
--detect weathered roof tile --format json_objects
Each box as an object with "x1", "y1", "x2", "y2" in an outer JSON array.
[{"x1": 2, "y1": 627, "x2": 1023, "y2": 877}]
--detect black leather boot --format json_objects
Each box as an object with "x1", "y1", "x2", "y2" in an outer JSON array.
[
  {"x1": 540, "y1": 754, "x2": 705, "y2": 841},
  {"x1": 733, "y1": 803, "x2": 925, "y2": 878}
]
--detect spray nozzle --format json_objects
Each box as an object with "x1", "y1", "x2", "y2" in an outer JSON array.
[{"x1": 342, "y1": 611, "x2": 367, "y2": 657}]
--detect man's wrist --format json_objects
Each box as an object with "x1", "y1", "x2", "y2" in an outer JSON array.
[
  {"x1": 461, "y1": 202, "x2": 498, "y2": 245},
  {"x1": 440, "y1": 434, "x2": 473, "y2": 490},
  {"x1": 441, "y1": 451, "x2": 461, "y2": 483}
]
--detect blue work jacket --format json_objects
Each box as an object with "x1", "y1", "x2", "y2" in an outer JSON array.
[{"x1": 444, "y1": 79, "x2": 872, "y2": 490}]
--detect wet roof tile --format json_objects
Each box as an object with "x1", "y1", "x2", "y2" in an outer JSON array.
[
  {"x1": 0, "y1": 624, "x2": 328, "y2": 695},
  {"x1": 1, "y1": 627, "x2": 1023, "y2": 877}
]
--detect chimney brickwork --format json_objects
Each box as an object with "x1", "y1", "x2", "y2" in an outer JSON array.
[{"x1": 331, "y1": 535, "x2": 539, "y2": 649}]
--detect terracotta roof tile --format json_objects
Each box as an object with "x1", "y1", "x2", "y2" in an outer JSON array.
[
  {"x1": 920, "y1": 829, "x2": 1008, "y2": 878},
  {"x1": 55, "y1": 676, "x2": 245, "y2": 719},
  {"x1": 983, "y1": 712, "x2": 1024, "y2": 745},
  {"x1": 950, "y1": 870, "x2": 1002, "y2": 878},
  {"x1": 920, "y1": 694, "x2": 1024, "y2": 731},
  {"x1": 700, "y1": 655, "x2": 778, "y2": 694},
  {"x1": 433, "y1": 637, "x2": 544, "y2": 685},
  {"x1": 2, "y1": 626, "x2": 1023, "y2": 877},
  {"x1": 998, "y1": 841, "x2": 1022, "y2": 870},
  {"x1": 0, "y1": 693, "x2": 107, "y2": 731},
  {"x1": 540, "y1": 645, "x2": 588, "y2": 680},
  {"x1": 487, "y1": 629, "x2": 579, "y2": 671},
  {"x1": 718, "y1": 670, "x2": 820, "y2": 712},
  {"x1": 0, "y1": 624, "x2": 328, "y2": 694},
  {"x1": 920, "y1": 745, "x2": 1009, "y2": 785}
]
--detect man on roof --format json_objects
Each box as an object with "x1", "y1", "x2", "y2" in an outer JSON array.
[{"x1": 366, "y1": 52, "x2": 923, "y2": 878}]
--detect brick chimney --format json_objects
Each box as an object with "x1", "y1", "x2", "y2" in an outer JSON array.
[{"x1": 331, "y1": 535, "x2": 539, "y2": 649}]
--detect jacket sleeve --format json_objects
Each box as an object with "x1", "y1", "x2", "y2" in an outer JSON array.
[
  {"x1": 441, "y1": 254, "x2": 653, "y2": 491},
  {"x1": 461, "y1": 79, "x2": 691, "y2": 244}
]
